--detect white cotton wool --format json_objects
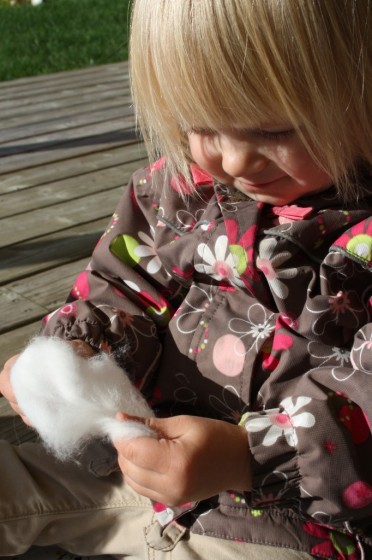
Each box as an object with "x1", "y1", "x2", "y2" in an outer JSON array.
[{"x1": 10, "y1": 337, "x2": 156, "y2": 460}]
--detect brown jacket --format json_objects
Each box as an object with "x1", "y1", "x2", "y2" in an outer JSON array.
[{"x1": 43, "y1": 160, "x2": 372, "y2": 558}]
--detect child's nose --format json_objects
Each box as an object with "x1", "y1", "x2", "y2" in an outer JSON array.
[{"x1": 221, "y1": 143, "x2": 267, "y2": 178}]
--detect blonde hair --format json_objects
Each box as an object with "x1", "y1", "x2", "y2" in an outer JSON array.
[{"x1": 130, "y1": 0, "x2": 372, "y2": 197}]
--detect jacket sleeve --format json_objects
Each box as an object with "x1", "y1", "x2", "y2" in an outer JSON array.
[
  {"x1": 240, "y1": 251, "x2": 372, "y2": 531},
  {"x1": 41, "y1": 166, "x2": 182, "y2": 388}
]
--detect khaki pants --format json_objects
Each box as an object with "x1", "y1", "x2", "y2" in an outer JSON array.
[{"x1": 0, "y1": 441, "x2": 312, "y2": 559}]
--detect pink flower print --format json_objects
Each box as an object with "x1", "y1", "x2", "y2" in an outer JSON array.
[
  {"x1": 303, "y1": 521, "x2": 359, "y2": 560},
  {"x1": 195, "y1": 235, "x2": 245, "y2": 288},
  {"x1": 343, "y1": 480, "x2": 372, "y2": 509},
  {"x1": 70, "y1": 271, "x2": 90, "y2": 300},
  {"x1": 308, "y1": 288, "x2": 363, "y2": 339},
  {"x1": 323, "y1": 440, "x2": 337, "y2": 454},
  {"x1": 122, "y1": 279, "x2": 170, "y2": 327},
  {"x1": 245, "y1": 397, "x2": 315, "y2": 447},
  {"x1": 58, "y1": 302, "x2": 78, "y2": 318},
  {"x1": 328, "y1": 291, "x2": 352, "y2": 318},
  {"x1": 261, "y1": 339, "x2": 280, "y2": 372},
  {"x1": 112, "y1": 309, "x2": 134, "y2": 329},
  {"x1": 256, "y1": 237, "x2": 298, "y2": 300},
  {"x1": 258, "y1": 316, "x2": 294, "y2": 373}
]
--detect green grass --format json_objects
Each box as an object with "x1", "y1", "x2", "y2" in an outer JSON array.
[{"x1": 0, "y1": 0, "x2": 131, "y2": 81}]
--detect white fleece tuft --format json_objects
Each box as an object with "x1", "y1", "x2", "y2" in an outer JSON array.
[{"x1": 11, "y1": 337, "x2": 156, "y2": 460}]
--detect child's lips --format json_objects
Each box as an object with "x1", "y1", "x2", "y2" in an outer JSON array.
[
  {"x1": 237, "y1": 176, "x2": 284, "y2": 190},
  {"x1": 238, "y1": 177, "x2": 283, "y2": 189}
]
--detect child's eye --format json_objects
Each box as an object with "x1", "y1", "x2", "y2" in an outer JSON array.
[
  {"x1": 250, "y1": 128, "x2": 295, "y2": 141},
  {"x1": 189, "y1": 128, "x2": 216, "y2": 136}
]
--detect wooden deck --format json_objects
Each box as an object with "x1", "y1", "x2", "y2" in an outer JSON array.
[{"x1": 0, "y1": 61, "x2": 148, "y2": 444}]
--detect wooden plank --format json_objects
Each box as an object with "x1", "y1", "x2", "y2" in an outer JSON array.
[
  {"x1": 0, "y1": 72, "x2": 128, "y2": 102},
  {"x1": 0, "y1": 96, "x2": 127, "y2": 132},
  {"x1": 0, "y1": 321, "x2": 41, "y2": 367},
  {"x1": 0, "y1": 60, "x2": 148, "y2": 455},
  {"x1": 0, "y1": 120, "x2": 136, "y2": 174},
  {"x1": 0, "y1": 61, "x2": 128, "y2": 91},
  {"x1": 0, "y1": 102, "x2": 133, "y2": 145},
  {"x1": 0, "y1": 258, "x2": 89, "y2": 335},
  {"x1": 0, "y1": 157, "x2": 147, "y2": 219},
  {"x1": 0, "y1": 287, "x2": 47, "y2": 335},
  {"x1": 0, "y1": 85, "x2": 128, "y2": 121},
  {"x1": 10, "y1": 257, "x2": 89, "y2": 312},
  {"x1": 0, "y1": 185, "x2": 126, "y2": 248},
  {"x1": 0, "y1": 112, "x2": 134, "y2": 151},
  {"x1": 0, "y1": 217, "x2": 107, "y2": 285},
  {"x1": 0, "y1": 81, "x2": 130, "y2": 113},
  {"x1": 0, "y1": 143, "x2": 147, "y2": 193}
]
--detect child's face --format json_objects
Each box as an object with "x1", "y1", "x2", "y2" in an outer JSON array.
[{"x1": 188, "y1": 126, "x2": 333, "y2": 205}]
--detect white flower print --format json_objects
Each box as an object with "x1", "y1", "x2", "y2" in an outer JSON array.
[
  {"x1": 94, "y1": 302, "x2": 157, "y2": 354},
  {"x1": 134, "y1": 228, "x2": 162, "y2": 274},
  {"x1": 176, "y1": 284, "x2": 214, "y2": 335},
  {"x1": 245, "y1": 397, "x2": 315, "y2": 447},
  {"x1": 229, "y1": 302, "x2": 276, "y2": 354},
  {"x1": 173, "y1": 373, "x2": 198, "y2": 408},
  {"x1": 175, "y1": 208, "x2": 207, "y2": 232},
  {"x1": 306, "y1": 289, "x2": 364, "y2": 337},
  {"x1": 350, "y1": 327, "x2": 372, "y2": 375},
  {"x1": 209, "y1": 385, "x2": 243, "y2": 422},
  {"x1": 195, "y1": 235, "x2": 245, "y2": 287},
  {"x1": 256, "y1": 237, "x2": 298, "y2": 300},
  {"x1": 307, "y1": 341, "x2": 351, "y2": 368}
]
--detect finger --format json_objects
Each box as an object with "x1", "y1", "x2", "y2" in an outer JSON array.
[
  {"x1": 8, "y1": 402, "x2": 32, "y2": 426},
  {"x1": 116, "y1": 413, "x2": 161, "y2": 435},
  {"x1": 4, "y1": 354, "x2": 20, "y2": 370},
  {"x1": 118, "y1": 454, "x2": 167, "y2": 501},
  {"x1": 122, "y1": 468, "x2": 167, "y2": 503},
  {"x1": 115, "y1": 435, "x2": 172, "y2": 474},
  {"x1": 116, "y1": 412, "x2": 146, "y2": 424},
  {"x1": 68, "y1": 340, "x2": 96, "y2": 358}
]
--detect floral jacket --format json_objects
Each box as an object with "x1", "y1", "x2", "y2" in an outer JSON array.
[{"x1": 43, "y1": 159, "x2": 372, "y2": 559}]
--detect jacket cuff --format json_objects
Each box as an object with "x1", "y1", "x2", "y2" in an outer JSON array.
[{"x1": 240, "y1": 409, "x2": 301, "y2": 507}]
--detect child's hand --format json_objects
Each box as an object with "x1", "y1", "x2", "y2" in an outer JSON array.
[
  {"x1": 0, "y1": 340, "x2": 95, "y2": 427},
  {"x1": 0, "y1": 354, "x2": 31, "y2": 425},
  {"x1": 114, "y1": 414, "x2": 251, "y2": 506}
]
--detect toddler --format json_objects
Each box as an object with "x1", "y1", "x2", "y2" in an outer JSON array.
[{"x1": 1, "y1": 1, "x2": 372, "y2": 558}]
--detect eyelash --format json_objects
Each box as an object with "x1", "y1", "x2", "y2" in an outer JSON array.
[
  {"x1": 190, "y1": 128, "x2": 295, "y2": 141},
  {"x1": 251, "y1": 129, "x2": 295, "y2": 141}
]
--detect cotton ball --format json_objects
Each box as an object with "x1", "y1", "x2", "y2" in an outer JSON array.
[{"x1": 11, "y1": 337, "x2": 156, "y2": 460}]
